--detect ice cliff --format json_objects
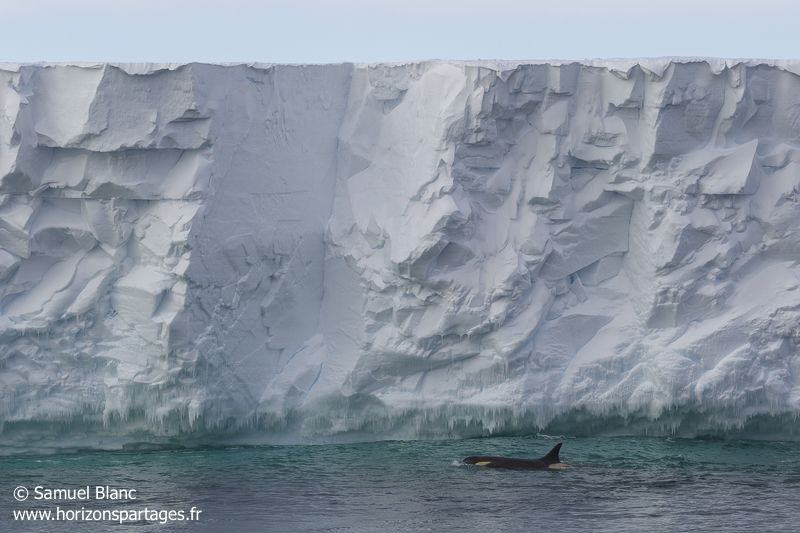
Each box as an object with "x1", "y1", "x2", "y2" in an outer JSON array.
[{"x1": 2, "y1": 59, "x2": 800, "y2": 453}]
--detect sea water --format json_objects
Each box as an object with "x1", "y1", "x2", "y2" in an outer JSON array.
[{"x1": 3, "y1": 436, "x2": 800, "y2": 532}]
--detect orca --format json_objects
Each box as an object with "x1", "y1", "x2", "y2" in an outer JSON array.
[{"x1": 462, "y1": 442, "x2": 566, "y2": 470}]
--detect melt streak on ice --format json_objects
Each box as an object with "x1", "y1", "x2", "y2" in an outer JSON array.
[{"x1": 1, "y1": 59, "x2": 800, "y2": 452}]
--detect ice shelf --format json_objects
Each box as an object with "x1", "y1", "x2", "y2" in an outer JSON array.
[{"x1": 1, "y1": 59, "x2": 800, "y2": 453}]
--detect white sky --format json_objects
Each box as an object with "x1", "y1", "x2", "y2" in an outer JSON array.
[{"x1": 3, "y1": 0, "x2": 798, "y2": 63}]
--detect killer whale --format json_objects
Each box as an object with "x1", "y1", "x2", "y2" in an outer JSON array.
[{"x1": 462, "y1": 442, "x2": 566, "y2": 470}]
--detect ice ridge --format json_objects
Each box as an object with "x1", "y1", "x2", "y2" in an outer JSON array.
[{"x1": 1, "y1": 60, "x2": 800, "y2": 453}]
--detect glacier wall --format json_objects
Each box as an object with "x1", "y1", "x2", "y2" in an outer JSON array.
[{"x1": 1, "y1": 59, "x2": 800, "y2": 452}]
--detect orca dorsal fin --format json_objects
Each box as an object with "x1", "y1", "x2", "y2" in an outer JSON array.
[{"x1": 540, "y1": 442, "x2": 562, "y2": 464}]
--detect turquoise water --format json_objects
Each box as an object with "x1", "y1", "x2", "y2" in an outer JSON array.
[{"x1": 3, "y1": 436, "x2": 800, "y2": 532}]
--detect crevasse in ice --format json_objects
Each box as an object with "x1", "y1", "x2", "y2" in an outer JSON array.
[{"x1": 1, "y1": 59, "x2": 800, "y2": 453}]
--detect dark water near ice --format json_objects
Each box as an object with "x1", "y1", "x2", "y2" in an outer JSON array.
[{"x1": 3, "y1": 436, "x2": 800, "y2": 532}]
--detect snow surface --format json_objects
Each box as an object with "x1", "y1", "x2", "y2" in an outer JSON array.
[{"x1": 1, "y1": 60, "x2": 800, "y2": 453}]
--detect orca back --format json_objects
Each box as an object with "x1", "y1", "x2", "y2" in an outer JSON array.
[{"x1": 462, "y1": 442, "x2": 565, "y2": 470}]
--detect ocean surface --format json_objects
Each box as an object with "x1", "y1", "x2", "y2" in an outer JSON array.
[{"x1": 3, "y1": 436, "x2": 800, "y2": 532}]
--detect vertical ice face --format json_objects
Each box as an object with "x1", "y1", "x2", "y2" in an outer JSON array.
[
  {"x1": 1, "y1": 60, "x2": 800, "y2": 452},
  {"x1": 0, "y1": 65, "x2": 216, "y2": 454},
  {"x1": 0, "y1": 63, "x2": 352, "y2": 452}
]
